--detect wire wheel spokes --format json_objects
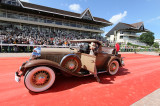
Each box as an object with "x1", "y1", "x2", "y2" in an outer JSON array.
[{"x1": 32, "y1": 71, "x2": 50, "y2": 87}]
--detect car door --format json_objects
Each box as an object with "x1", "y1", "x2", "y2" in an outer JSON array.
[
  {"x1": 81, "y1": 53, "x2": 96, "y2": 74},
  {"x1": 96, "y1": 53, "x2": 111, "y2": 69},
  {"x1": 96, "y1": 47, "x2": 113, "y2": 69}
]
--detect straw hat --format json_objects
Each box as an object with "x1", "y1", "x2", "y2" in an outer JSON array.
[{"x1": 89, "y1": 42, "x2": 96, "y2": 48}]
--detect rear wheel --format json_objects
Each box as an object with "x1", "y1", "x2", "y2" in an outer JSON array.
[
  {"x1": 24, "y1": 66, "x2": 55, "y2": 92},
  {"x1": 107, "y1": 60, "x2": 119, "y2": 75}
]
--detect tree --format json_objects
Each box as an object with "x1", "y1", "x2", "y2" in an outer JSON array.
[
  {"x1": 139, "y1": 32, "x2": 155, "y2": 46},
  {"x1": 153, "y1": 42, "x2": 159, "y2": 48}
]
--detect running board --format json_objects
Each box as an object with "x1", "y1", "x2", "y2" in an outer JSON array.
[{"x1": 83, "y1": 70, "x2": 106, "y2": 76}]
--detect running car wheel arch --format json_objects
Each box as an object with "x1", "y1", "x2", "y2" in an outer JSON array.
[{"x1": 24, "y1": 66, "x2": 56, "y2": 92}]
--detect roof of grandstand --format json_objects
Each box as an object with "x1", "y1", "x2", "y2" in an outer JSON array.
[
  {"x1": 0, "y1": 0, "x2": 112, "y2": 26},
  {"x1": 106, "y1": 22, "x2": 149, "y2": 36}
]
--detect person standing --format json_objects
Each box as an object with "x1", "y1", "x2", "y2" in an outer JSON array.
[
  {"x1": 29, "y1": 38, "x2": 34, "y2": 52},
  {"x1": 64, "y1": 41, "x2": 67, "y2": 47},
  {"x1": 89, "y1": 42, "x2": 100, "y2": 82},
  {"x1": 115, "y1": 42, "x2": 120, "y2": 55},
  {"x1": 89, "y1": 42, "x2": 96, "y2": 55}
]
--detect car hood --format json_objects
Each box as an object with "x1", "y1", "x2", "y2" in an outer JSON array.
[
  {"x1": 40, "y1": 48, "x2": 78, "y2": 63},
  {"x1": 41, "y1": 48, "x2": 78, "y2": 55}
]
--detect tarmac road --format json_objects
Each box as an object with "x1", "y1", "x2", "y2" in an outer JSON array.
[{"x1": 0, "y1": 54, "x2": 160, "y2": 106}]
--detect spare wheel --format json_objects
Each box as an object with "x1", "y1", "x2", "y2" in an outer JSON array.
[{"x1": 61, "y1": 55, "x2": 81, "y2": 73}]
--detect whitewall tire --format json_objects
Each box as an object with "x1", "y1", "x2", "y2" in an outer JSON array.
[
  {"x1": 108, "y1": 60, "x2": 119, "y2": 75},
  {"x1": 24, "y1": 66, "x2": 55, "y2": 92}
]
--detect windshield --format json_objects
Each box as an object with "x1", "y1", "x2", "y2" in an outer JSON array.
[
  {"x1": 70, "y1": 42, "x2": 90, "y2": 53},
  {"x1": 70, "y1": 42, "x2": 100, "y2": 54}
]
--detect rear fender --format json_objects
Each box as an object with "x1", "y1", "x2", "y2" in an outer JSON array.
[{"x1": 106, "y1": 56, "x2": 122, "y2": 69}]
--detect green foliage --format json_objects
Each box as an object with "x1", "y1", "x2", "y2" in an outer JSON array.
[
  {"x1": 139, "y1": 32, "x2": 155, "y2": 46},
  {"x1": 153, "y1": 42, "x2": 159, "y2": 48}
]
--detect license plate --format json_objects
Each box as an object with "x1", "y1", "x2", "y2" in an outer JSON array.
[{"x1": 15, "y1": 72, "x2": 21, "y2": 82}]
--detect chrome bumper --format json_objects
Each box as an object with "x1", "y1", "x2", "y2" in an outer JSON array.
[
  {"x1": 121, "y1": 57, "x2": 125, "y2": 66},
  {"x1": 15, "y1": 71, "x2": 21, "y2": 82},
  {"x1": 122, "y1": 60, "x2": 125, "y2": 66},
  {"x1": 15, "y1": 61, "x2": 28, "y2": 82}
]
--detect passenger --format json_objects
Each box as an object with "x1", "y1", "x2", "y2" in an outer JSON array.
[
  {"x1": 89, "y1": 42, "x2": 96, "y2": 55},
  {"x1": 89, "y1": 42, "x2": 100, "y2": 82}
]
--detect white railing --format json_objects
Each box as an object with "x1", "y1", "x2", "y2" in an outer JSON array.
[
  {"x1": 0, "y1": 44, "x2": 71, "y2": 47},
  {"x1": 0, "y1": 43, "x2": 78, "y2": 52},
  {"x1": 120, "y1": 47, "x2": 159, "y2": 52},
  {"x1": 123, "y1": 34, "x2": 139, "y2": 37},
  {"x1": 127, "y1": 41, "x2": 147, "y2": 46}
]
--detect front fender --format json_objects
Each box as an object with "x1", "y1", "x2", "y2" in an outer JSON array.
[
  {"x1": 24, "y1": 59, "x2": 60, "y2": 69},
  {"x1": 21, "y1": 59, "x2": 59, "y2": 75},
  {"x1": 22, "y1": 59, "x2": 83, "y2": 77}
]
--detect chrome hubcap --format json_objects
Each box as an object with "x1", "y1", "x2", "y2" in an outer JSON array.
[
  {"x1": 37, "y1": 76, "x2": 46, "y2": 84},
  {"x1": 110, "y1": 63, "x2": 117, "y2": 72},
  {"x1": 65, "y1": 59, "x2": 77, "y2": 72},
  {"x1": 32, "y1": 71, "x2": 50, "y2": 86},
  {"x1": 112, "y1": 65, "x2": 116, "y2": 70},
  {"x1": 69, "y1": 63, "x2": 75, "y2": 69}
]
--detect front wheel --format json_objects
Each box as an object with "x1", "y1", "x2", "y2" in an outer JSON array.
[
  {"x1": 107, "y1": 60, "x2": 119, "y2": 75},
  {"x1": 24, "y1": 66, "x2": 56, "y2": 92}
]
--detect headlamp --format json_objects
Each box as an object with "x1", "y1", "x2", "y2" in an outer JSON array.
[{"x1": 30, "y1": 47, "x2": 41, "y2": 59}]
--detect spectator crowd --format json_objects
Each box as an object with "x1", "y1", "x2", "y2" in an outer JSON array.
[{"x1": 0, "y1": 25, "x2": 107, "y2": 52}]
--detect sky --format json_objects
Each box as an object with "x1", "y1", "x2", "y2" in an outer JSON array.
[{"x1": 20, "y1": 0, "x2": 160, "y2": 39}]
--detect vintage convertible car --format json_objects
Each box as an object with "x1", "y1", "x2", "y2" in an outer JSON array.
[{"x1": 15, "y1": 39, "x2": 124, "y2": 92}]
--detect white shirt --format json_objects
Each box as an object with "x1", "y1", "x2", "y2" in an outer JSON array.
[{"x1": 89, "y1": 50, "x2": 94, "y2": 55}]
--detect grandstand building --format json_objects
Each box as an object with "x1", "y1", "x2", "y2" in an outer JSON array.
[
  {"x1": 0, "y1": 0, "x2": 112, "y2": 41},
  {"x1": 106, "y1": 22, "x2": 149, "y2": 46}
]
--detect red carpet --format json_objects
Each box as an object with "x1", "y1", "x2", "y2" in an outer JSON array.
[{"x1": 0, "y1": 54, "x2": 160, "y2": 106}]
